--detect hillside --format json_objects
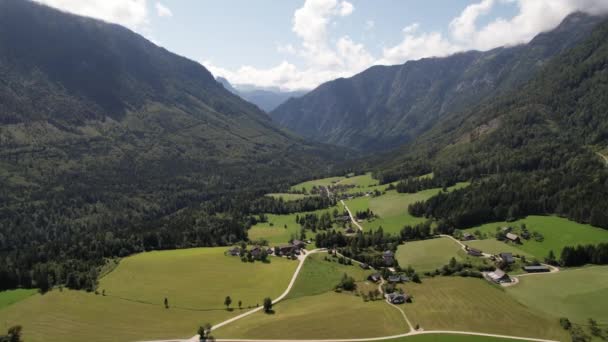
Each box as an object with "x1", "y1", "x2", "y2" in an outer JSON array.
[
  {"x1": 0, "y1": 0, "x2": 346, "y2": 291},
  {"x1": 217, "y1": 77, "x2": 306, "y2": 112},
  {"x1": 377, "y1": 15, "x2": 608, "y2": 231},
  {"x1": 271, "y1": 13, "x2": 604, "y2": 151}
]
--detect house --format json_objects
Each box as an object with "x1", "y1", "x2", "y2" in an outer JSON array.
[
  {"x1": 250, "y1": 246, "x2": 262, "y2": 259},
  {"x1": 386, "y1": 292, "x2": 409, "y2": 304},
  {"x1": 499, "y1": 252, "x2": 514, "y2": 264},
  {"x1": 359, "y1": 263, "x2": 370, "y2": 270},
  {"x1": 387, "y1": 275, "x2": 401, "y2": 283},
  {"x1": 399, "y1": 275, "x2": 410, "y2": 282},
  {"x1": 485, "y1": 269, "x2": 511, "y2": 284},
  {"x1": 462, "y1": 232, "x2": 475, "y2": 241},
  {"x1": 228, "y1": 246, "x2": 241, "y2": 256},
  {"x1": 277, "y1": 245, "x2": 296, "y2": 256},
  {"x1": 505, "y1": 233, "x2": 521, "y2": 243},
  {"x1": 466, "y1": 246, "x2": 483, "y2": 257},
  {"x1": 382, "y1": 250, "x2": 395, "y2": 266},
  {"x1": 523, "y1": 265, "x2": 551, "y2": 273},
  {"x1": 368, "y1": 273, "x2": 381, "y2": 283},
  {"x1": 292, "y1": 240, "x2": 306, "y2": 248}
]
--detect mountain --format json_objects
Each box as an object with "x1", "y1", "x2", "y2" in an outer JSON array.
[
  {"x1": 0, "y1": 0, "x2": 347, "y2": 290},
  {"x1": 375, "y1": 15, "x2": 608, "y2": 231},
  {"x1": 217, "y1": 76, "x2": 307, "y2": 112},
  {"x1": 271, "y1": 13, "x2": 605, "y2": 151}
]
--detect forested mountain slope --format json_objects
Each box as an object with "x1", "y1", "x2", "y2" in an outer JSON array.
[
  {"x1": 271, "y1": 13, "x2": 604, "y2": 151},
  {"x1": 0, "y1": 0, "x2": 345, "y2": 290},
  {"x1": 376, "y1": 16, "x2": 608, "y2": 231}
]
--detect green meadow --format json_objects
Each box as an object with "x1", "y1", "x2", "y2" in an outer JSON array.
[
  {"x1": 507, "y1": 266, "x2": 608, "y2": 324},
  {"x1": 265, "y1": 193, "x2": 312, "y2": 201},
  {"x1": 344, "y1": 183, "x2": 469, "y2": 235},
  {"x1": 402, "y1": 277, "x2": 568, "y2": 341},
  {"x1": 464, "y1": 216, "x2": 608, "y2": 259},
  {"x1": 465, "y1": 239, "x2": 532, "y2": 257},
  {"x1": 395, "y1": 237, "x2": 465, "y2": 273},
  {"x1": 291, "y1": 176, "x2": 345, "y2": 192},
  {"x1": 387, "y1": 334, "x2": 539, "y2": 342}
]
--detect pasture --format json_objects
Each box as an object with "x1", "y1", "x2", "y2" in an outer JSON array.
[
  {"x1": 464, "y1": 216, "x2": 608, "y2": 259},
  {"x1": 339, "y1": 172, "x2": 379, "y2": 187},
  {"x1": 388, "y1": 334, "x2": 537, "y2": 342},
  {"x1": 507, "y1": 266, "x2": 608, "y2": 324},
  {"x1": 97, "y1": 247, "x2": 297, "y2": 310},
  {"x1": 287, "y1": 252, "x2": 372, "y2": 299},
  {"x1": 0, "y1": 289, "x2": 37, "y2": 309},
  {"x1": 214, "y1": 291, "x2": 409, "y2": 339},
  {"x1": 395, "y1": 237, "x2": 464, "y2": 273},
  {"x1": 291, "y1": 176, "x2": 344, "y2": 192},
  {"x1": 402, "y1": 277, "x2": 568, "y2": 341},
  {"x1": 465, "y1": 239, "x2": 532, "y2": 257}
]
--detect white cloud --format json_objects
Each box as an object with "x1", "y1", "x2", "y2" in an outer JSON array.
[
  {"x1": 209, "y1": 0, "x2": 608, "y2": 91},
  {"x1": 33, "y1": 0, "x2": 149, "y2": 32},
  {"x1": 155, "y1": 2, "x2": 173, "y2": 18}
]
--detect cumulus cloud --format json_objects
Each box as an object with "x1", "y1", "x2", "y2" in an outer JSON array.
[
  {"x1": 209, "y1": 0, "x2": 608, "y2": 91},
  {"x1": 155, "y1": 2, "x2": 173, "y2": 18},
  {"x1": 33, "y1": 0, "x2": 149, "y2": 32}
]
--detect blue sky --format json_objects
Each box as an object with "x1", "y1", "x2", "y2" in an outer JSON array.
[{"x1": 34, "y1": 0, "x2": 608, "y2": 90}]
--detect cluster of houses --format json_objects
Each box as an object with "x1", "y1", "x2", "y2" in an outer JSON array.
[{"x1": 227, "y1": 240, "x2": 310, "y2": 260}]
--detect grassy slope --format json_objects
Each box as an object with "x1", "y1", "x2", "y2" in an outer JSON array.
[
  {"x1": 291, "y1": 176, "x2": 345, "y2": 192},
  {"x1": 215, "y1": 291, "x2": 408, "y2": 339},
  {"x1": 345, "y1": 183, "x2": 469, "y2": 235},
  {"x1": 340, "y1": 173, "x2": 379, "y2": 187},
  {"x1": 0, "y1": 290, "x2": 233, "y2": 342},
  {"x1": 388, "y1": 335, "x2": 536, "y2": 342},
  {"x1": 466, "y1": 239, "x2": 532, "y2": 257},
  {"x1": 97, "y1": 247, "x2": 297, "y2": 310},
  {"x1": 396, "y1": 238, "x2": 465, "y2": 273},
  {"x1": 286, "y1": 252, "x2": 372, "y2": 299},
  {"x1": 403, "y1": 277, "x2": 568, "y2": 341},
  {"x1": 464, "y1": 216, "x2": 608, "y2": 258},
  {"x1": 0, "y1": 289, "x2": 37, "y2": 309},
  {"x1": 506, "y1": 266, "x2": 608, "y2": 324}
]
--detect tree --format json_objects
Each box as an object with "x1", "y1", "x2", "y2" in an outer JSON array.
[
  {"x1": 164, "y1": 297, "x2": 169, "y2": 309},
  {"x1": 198, "y1": 323, "x2": 213, "y2": 342},
  {"x1": 224, "y1": 296, "x2": 232, "y2": 310},
  {"x1": 238, "y1": 300, "x2": 242, "y2": 309},
  {"x1": 263, "y1": 297, "x2": 273, "y2": 313}
]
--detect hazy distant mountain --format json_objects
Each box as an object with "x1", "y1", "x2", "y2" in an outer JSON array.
[
  {"x1": 271, "y1": 12, "x2": 605, "y2": 151},
  {"x1": 217, "y1": 76, "x2": 307, "y2": 112}
]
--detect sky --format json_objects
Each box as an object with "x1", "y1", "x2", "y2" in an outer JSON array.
[{"x1": 33, "y1": 0, "x2": 608, "y2": 91}]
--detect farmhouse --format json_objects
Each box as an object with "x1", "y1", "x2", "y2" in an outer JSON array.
[
  {"x1": 499, "y1": 252, "x2": 515, "y2": 264},
  {"x1": 292, "y1": 240, "x2": 306, "y2": 248},
  {"x1": 485, "y1": 269, "x2": 511, "y2": 284},
  {"x1": 383, "y1": 250, "x2": 395, "y2": 266},
  {"x1": 386, "y1": 292, "x2": 409, "y2": 304},
  {"x1": 276, "y1": 245, "x2": 297, "y2": 256},
  {"x1": 523, "y1": 265, "x2": 551, "y2": 273},
  {"x1": 466, "y1": 246, "x2": 483, "y2": 257},
  {"x1": 228, "y1": 246, "x2": 241, "y2": 256},
  {"x1": 506, "y1": 233, "x2": 521, "y2": 243},
  {"x1": 387, "y1": 275, "x2": 401, "y2": 283},
  {"x1": 368, "y1": 273, "x2": 381, "y2": 283},
  {"x1": 462, "y1": 232, "x2": 475, "y2": 241},
  {"x1": 359, "y1": 263, "x2": 370, "y2": 270},
  {"x1": 250, "y1": 246, "x2": 262, "y2": 259}
]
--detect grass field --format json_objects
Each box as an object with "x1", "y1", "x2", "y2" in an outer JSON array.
[
  {"x1": 339, "y1": 172, "x2": 379, "y2": 187},
  {"x1": 291, "y1": 176, "x2": 344, "y2": 192},
  {"x1": 265, "y1": 193, "x2": 311, "y2": 201},
  {"x1": 0, "y1": 289, "x2": 233, "y2": 342},
  {"x1": 465, "y1": 239, "x2": 532, "y2": 257},
  {"x1": 248, "y1": 205, "x2": 342, "y2": 245},
  {"x1": 402, "y1": 277, "x2": 568, "y2": 341},
  {"x1": 0, "y1": 289, "x2": 37, "y2": 309},
  {"x1": 98, "y1": 247, "x2": 297, "y2": 310},
  {"x1": 215, "y1": 291, "x2": 409, "y2": 339},
  {"x1": 0, "y1": 247, "x2": 300, "y2": 342},
  {"x1": 464, "y1": 216, "x2": 608, "y2": 259},
  {"x1": 287, "y1": 252, "x2": 373, "y2": 299},
  {"x1": 386, "y1": 334, "x2": 538, "y2": 342},
  {"x1": 395, "y1": 238, "x2": 464, "y2": 273},
  {"x1": 344, "y1": 183, "x2": 469, "y2": 235},
  {"x1": 507, "y1": 266, "x2": 608, "y2": 324}
]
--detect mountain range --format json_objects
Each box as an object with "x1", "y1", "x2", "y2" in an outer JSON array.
[
  {"x1": 216, "y1": 76, "x2": 307, "y2": 112},
  {"x1": 271, "y1": 12, "x2": 605, "y2": 151}
]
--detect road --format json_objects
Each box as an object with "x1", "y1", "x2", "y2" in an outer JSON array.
[{"x1": 341, "y1": 199, "x2": 364, "y2": 231}]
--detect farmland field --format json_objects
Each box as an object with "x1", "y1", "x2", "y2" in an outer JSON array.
[
  {"x1": 507, "y1": 266, "x2": 608, "y2": 324},
  {"x1": 215, "y1": 291, "x2": 408, "y2": 339},
  {"x1": 291, "y1": 176, "x2": 345, "y2": 192},
  {"x1": 286, "y1": 252, "x2": 372, "y2": 299},
  {"x1": 387, "y1": 334, "x2": 538, "y2": 342},
  {"x1": 402, "y1": 277, "x2": 568, "y2": 341},
  {"x1": 464, "y1": 216, "x2": 608, "y2": 259},
  {"x1": 339, "y1": 172, "x2": 379, "y2": 187},
  {"x1": 395, "y1": 237, "x2": 464, "y2": 273},
  {"x1": 97, "y1": 247, "x2": 298, "y2": 310},
  {"x1": 0, "y1": 289, "x2": 37, "y2": 309},
  {"x1": 465, "y1": 239, "x2": 532, "y2": 257}
]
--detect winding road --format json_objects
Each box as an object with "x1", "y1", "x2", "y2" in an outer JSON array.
[{"x1": 341, "y1": 199, "x2": 364, "y2": 232}]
